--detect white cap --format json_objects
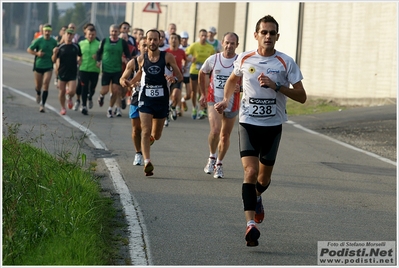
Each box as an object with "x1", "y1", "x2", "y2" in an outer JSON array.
[
  {"x1": 208, "y1": 26, "x2": 217, "y2": 33},
  {"x1": 180, "y1": 31, "x2": 189, "y2": 39}
]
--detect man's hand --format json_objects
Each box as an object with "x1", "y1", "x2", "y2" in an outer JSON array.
[{"x1": 214, "y1": 100, "x2": 227, "y2": 114}]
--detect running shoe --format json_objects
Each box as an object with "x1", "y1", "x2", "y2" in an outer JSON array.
[
  {"x1": 73, "y1": 100, "x2": 80, "y2": 111},
  {"x1": 191, "y1": 107, "x2": 197, "y2": 120},
  {"x1": 255, "y1": 196, "x2": 265, "y2": 224},
  {"x1": 164, "y1": 118, "x2": 169, "y2": 127},
  {"x1": 60, "y1": 108, "x2": 66, "y2": 115},
  {"x1": 170, "y1": 106, "x2": 177, "y2": 120},
  {"x1": 245, "y1": 224, "x2": 260, "y2": 247},
  {"x1": 176, "y1": 106, "x2": 182, "y2": 117},
  {"x1": 107, "y1": 108, "x2": 113, "y2": 118},
  {"x1": 115, "y1": 107, "x2": 122, "y2": 117},
  {"x1": 66, "y1": 95, "x2": 73, "y2": 109},
  {"x1": 204, "y1": 157, "x2": 216, "y2": 174},
  {"x1": 98, "y1": 95, "x2": 104, "y2": 107},
  {"x1": 54, "y1": 78, "x2": 58, "y2": 86},
  {"x1": 36, "y1": 93, "x2": 41, "y2": 104},
  {"x1": 150, "y1": 135, "x2": 155, "y2": 146},
  {"x1": 213, "y1": 163, "x2": 224, "y2": 179},
  {"x1": 121, "y1": 97, "x2": 127, "y2": 109},
  {"x1": 88, "y1": 99, "x2": 93, "y2": 109},
  {"x1": 197, "y1": 110, "x2": 207, "y2": 120},
  {"x1": 181, "y1": 98, "x2": 188, "y2": 112},
  {"x1": 133, "y1": 153, "x2": 143, "y2": 166},
  {"x1": 144, "y1": 162, "x2": 154, "y2": 176},
  {"x1": 81, "y1": 107, "x2": 88, "y2": 115},
  {"x1": 39, "y1": 105, "x2": 45, "y2": 113}
]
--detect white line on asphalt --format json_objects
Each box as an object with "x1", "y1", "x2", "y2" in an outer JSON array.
[
  {"x1": 4, "y1": 85, "x2": 152, "y2": 266},
  {"x1": 286, "y1": 120, "x2": 397, "y2": 166}
]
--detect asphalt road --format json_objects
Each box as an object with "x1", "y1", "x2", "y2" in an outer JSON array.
[{"x1": 2, "y1": 49, "x2": 397, "y2": 266}]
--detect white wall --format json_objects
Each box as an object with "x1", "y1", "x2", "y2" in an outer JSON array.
[{"x1": 125, "y1": 2, "x2": 397, "y2": 105}]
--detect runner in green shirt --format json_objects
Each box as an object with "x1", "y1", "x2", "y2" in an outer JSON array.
[{"x1": 27, "y1": 23, "x2": 58, "y2": 112}]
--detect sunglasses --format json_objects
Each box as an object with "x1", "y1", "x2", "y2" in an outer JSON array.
[{"x1": 259, "y1": 30, "x2": 278, "y2": 36}]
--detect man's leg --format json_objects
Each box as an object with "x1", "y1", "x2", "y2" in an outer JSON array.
[
  {"x1": 40, "y1": 70, "x2": 52, "y2": 110},
  {"x1": 217, "y1": 115, "x2": 236, "y2": 161},
  {"x1": 140, "y1": 112, "x2": 154, "y2": 175},
  {"x1": 34, "y1": 71, "x2": 44, "y2": 103},
  {"x1": 204, "y1": 106, "x2": 221, "y2": 174},
  {"x1": 242, "y1": 156, "x2": 261, "y2": 246}
]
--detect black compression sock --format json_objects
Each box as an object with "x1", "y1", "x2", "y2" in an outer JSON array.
[{"x1": 42, "y1": 91, "x2": 48, "y2": 105}]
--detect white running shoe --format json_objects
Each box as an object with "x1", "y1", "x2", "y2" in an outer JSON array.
[
  {"x1": 73, "y1": 100, "x2": 80, "y2": 111},
  {"x1": 115, "y1": 107, "x2": 122, "y2": 117},
  {"x1": 88, "y1": 99, "x2": 93, "y2": 109},
  {"x1": 107, "y1": 109, "x2": 113, "y2": 118},
  {"x1": 133, "y1": 153, "x2": 143, "y2": 166},
  {"x1": 204, "y1": 157, "x2": 216, "y2": 174},
  {"x1": 170, "y1": 106, "x2": 177, "y2": 120},
  {"x1": 213, "y1": 164, "x2": 224, "y2": 179}
]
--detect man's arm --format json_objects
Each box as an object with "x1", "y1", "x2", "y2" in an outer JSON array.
[
  {"x1": 96, "y1": 39, "x2": 105, "y2": 66},
  {"x1": 279, "y1": 81, "x2": 307, "y2": 104},
  {"x1": 119, "y1": 59, "x2": 136, "y2": 88},
  {"x1": 165, "y1": 52, "x2": 183, "y2": 83},
  {"x1": 128, "y1": 55, "x2": 144, "y2": 86},
  {"x1": 51, "y1": 46, "x2": 59, "y2": 63},
  {"x1": 214, "y1": 72, "x2": 241, "y2": 114}
]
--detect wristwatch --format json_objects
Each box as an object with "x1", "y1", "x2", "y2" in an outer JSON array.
[{"x1": 275, "y1": 82, "x2": 281, "y2": 92}]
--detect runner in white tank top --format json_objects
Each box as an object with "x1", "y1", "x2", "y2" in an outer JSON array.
[{"x1": 199, "y1": 32, "x2": 241, "y2": 179}]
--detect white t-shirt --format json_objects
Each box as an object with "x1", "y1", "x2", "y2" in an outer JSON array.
[{"x1": 234, "y1": 49, "x2": 303, "y2": 126}]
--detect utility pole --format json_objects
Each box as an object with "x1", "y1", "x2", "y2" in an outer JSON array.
[
  {"x1": 48, "y1": 3, "x2": 53, "y2": 25},
  {"x1": 91, "y1": 3, "x2": 97, "y2": 26}
]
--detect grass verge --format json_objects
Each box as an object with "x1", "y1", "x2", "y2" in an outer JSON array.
[
  {"x1": 2, "y1": 123, "x2": 116, "y2": 265},
  {"x1": 286, "y1": 98, "x2": 351, "y2": 116}
]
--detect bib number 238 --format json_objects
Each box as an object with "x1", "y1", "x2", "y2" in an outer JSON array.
[{"x1": 248, "y1": 98, "x2": 276, "y2": 117}]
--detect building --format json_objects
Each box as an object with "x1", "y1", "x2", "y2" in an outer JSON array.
[{"x1": 125, "y1": 2, "x2": 397, "y2": 106}]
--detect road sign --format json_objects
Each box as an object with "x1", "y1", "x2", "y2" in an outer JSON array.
[{"x1": 143, "y1": 2, "x2": 162, "y2": 13}]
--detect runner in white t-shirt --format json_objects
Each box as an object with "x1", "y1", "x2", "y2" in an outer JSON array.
[{"x1": 214, "y1": 15, "x2": 307, "y2": 248}]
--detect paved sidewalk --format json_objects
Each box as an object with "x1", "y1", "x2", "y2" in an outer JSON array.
[{"x1": 3, "y1": 46, "x2": 35, "y2": 63}]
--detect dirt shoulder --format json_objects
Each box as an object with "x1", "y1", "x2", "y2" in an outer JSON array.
[{"x1": 289, "y1": 104, "x2": 397, "y2": 162}]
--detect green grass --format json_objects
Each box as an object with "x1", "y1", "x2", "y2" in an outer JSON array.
[
  {"x1": 2, "y1": 124, "x2": 116, "y2": 265},
  {"x1": 286, "y1": 98, "x2": 350, "y2": 116}
]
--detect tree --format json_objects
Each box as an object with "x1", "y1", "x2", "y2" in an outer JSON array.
[{"x1": 71, "y1": 3, "x2": 89, "y2": 33}]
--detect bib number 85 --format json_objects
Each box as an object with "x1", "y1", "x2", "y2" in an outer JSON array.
[{"x1": 145, "y1": 87, "x2": 164, "y2": 97}]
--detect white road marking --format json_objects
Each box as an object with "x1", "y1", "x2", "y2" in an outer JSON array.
[
  {"x1": 286, "y1": 120, "x2": 396, "y2": 166},
  {"x1": 3, "y1": 85, "x2": 152, "y2": 266}
]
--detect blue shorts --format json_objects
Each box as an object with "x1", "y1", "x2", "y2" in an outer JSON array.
[{"x1": 129, "y1": 104, "x2": 140, "y2": 119}]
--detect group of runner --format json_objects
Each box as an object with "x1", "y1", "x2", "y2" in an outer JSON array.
[{"x1": 27, "y1": 15, "x2": 307, "y2": 247}]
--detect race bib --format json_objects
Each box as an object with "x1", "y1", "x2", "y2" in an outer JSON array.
[
  {"x1": 145, "y1": 85, "x2": 164, "y2": 97},
  {"x1": 248, "y1": 98, "x2": 276, "y2": 117}
]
